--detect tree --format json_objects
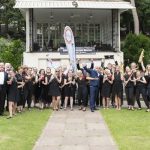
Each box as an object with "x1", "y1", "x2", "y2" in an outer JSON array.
[
  {"x1": 0, "y1": 38, "x2": 25, "y2": 70},
  {"x1": 121, "y1": 0, "x2": 150, "y2": 36},
  {"x1": 122, "y1": 33, "x2": 150, "y2": 66},
  {"x1": 135, "y1": 0, "x2": 150, "y2": 34},
  {"x1": 0, "y1": 0, "x2": 25, "y2": 39}
]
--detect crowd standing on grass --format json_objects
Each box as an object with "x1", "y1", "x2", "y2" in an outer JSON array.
[{"x1": 0, "y1": 59, "x2": 150, "y2": 119}]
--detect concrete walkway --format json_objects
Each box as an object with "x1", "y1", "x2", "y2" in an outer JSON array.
[{"x1": 33, "y1": 109, "x2": 118, "y2": 150}]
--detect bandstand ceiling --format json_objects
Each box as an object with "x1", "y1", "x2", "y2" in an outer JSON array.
[{"x1": 33, "y1": 8, "x2": 111, "y2": 24}]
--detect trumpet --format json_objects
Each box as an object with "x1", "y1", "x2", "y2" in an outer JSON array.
[{"x1": 138, "y1": 49, "x2": 144, "y2": 63}]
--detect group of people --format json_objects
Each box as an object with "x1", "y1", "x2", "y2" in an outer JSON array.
[{"x1": 0, "y1": 59, "x2": 150, "y2": 119}]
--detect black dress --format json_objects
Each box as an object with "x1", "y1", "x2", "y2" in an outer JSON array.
[
  {"x1": 49, "y1": 77, "x2": 61, "y2": 97},
  {"x1": 64, "y1": 76, "x2": 75, "y2": 97},
  {"x1": 45, "y1": 74, "x2": 52, "y2": 103},
  {"x1": 112, "y1": 72, "x2": 123, "y2": 98},
  {"x1": 145, "y1": 73, "x2": 150, "y2": 97},
  {"x1": 37, "y1": 76, "x2": 46, "y2": 102},
  {"x1": 16, "y1": 73, "x2": 25, "y2": 106},
  {"x1": 8, "y1": 78, "x2": 18, "y2": 102},
  {"x1": 124, "y1": 74, "x2": 135, "y2": 106},
  {"x1": 101, "y1": 76, "x2": 112, "y2": 98},
  {"x1": 76, "y1": 77, "x2": 88, "y2": 107}
]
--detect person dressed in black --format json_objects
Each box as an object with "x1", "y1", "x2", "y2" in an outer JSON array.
[
  {"x1": 16, "y1": 66, "x2": 25, "y2": 113},
  {"x1": 48, "y1": 69, "x2": 61, "y2": 111},
  {"x1": 64, "y1": 70, "x2": 75, "y2": 111},
  {"x1": 135, "y1": 71, "x2": 150, "y2": 111},
  {"x1": 141, "y1": 62, "x2": 150, "y2": 112},
  {"x1": 144, "y1": 65, "x2": 150, "y2": 107},
  {"x1": 59, "y1": 67, "x2": 66, "y2": 109},
  {"x1": 77, "y1": 59, "x2": 94, "y2": 106},
  {"x1": 0, "y1": 63, "x2": 8, "y2": 116},
  {"x1": 124, "y1": 67, "x2": 135, "y2": 110},
  {"x1": 45, "y1": 67, "x2": 52, "y2": 108},
  {"x1": 96, "y1": 67, "x2": 104, "y2": 107},
  {"x1": 101, "y1": 69, "x2": 113, "y2": 109},
  {"x1": 32, "y1": 67, "x2": 39, "y2": 107},
  {"x1": 76, "y1": 70, "x2": 88, "y2": 111},
  {"x1": 37, "y1": 69, "x2": 47, "y2": 110},
  {"x1": 112, "y1": 66, "x2": 124, "y2": 110},
  {"x1": 24, "y1": 67, "x2": 34, "y2": 110},
  {"x1": 7, "y1": 70, "x2": 18, "y2": 119}
]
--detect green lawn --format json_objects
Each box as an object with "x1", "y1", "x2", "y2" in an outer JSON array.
[
  {"x1": 0, "y1": 109, "x2": 51, "y2": 150},
  {"x1": 101, "y1": 108, "x2": 150, "y2": 150}
]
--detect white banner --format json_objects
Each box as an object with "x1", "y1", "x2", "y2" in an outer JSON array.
[{"x1": 64, "y1": 26, "x2": 76, "y2": 72}]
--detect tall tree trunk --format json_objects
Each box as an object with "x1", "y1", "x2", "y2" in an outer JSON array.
[{"x1": 130, "y1": 0, "x2": 139, "y2": 35}]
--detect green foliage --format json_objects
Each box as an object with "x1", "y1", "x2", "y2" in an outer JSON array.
[
  {"x1": 0, "y1": 0, "x2": 25, "y2": 39},
  {"x1": 121, "y1": 0, "x2": 150, "y2": 35},
  {"x1": 122, "y1": 33, "x2": 150, "y2": 66},
  {"x1": 0, "y1": 38, "x2": 25, "y2": 70}
]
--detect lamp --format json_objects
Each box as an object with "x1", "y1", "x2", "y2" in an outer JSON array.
[
  {"x1": 50, "y1": 10, "x2": 54, "y2": 19},
  {"x1": 72, "y1": 0, "x2": 78, "y2": 8},
  {"x1": 90, "y1": 14, "x2": 93, "y2": 19}
]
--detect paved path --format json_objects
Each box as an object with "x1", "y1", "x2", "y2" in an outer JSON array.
[{"x1": 33, "y1": 109, "x2": 118, "y2": 150}]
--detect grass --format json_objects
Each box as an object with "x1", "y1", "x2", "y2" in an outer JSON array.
[
  {"x1": 0, "y1": 109, "x2": 52, "y2": 150},
  {"x1": 101, "y1": 108, "x2": 150, "y2": 150}
]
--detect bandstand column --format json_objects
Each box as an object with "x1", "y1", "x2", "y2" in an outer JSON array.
[
  {"x1": 26, "y1": 9, "x2": 30, "y2": 52},
  {"x1": 118, "y1": 10, "x2": 121, "y2": 51}
]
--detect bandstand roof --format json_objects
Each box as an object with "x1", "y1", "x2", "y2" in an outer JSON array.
[{"x1": 14, "y1": 0, "x2": 134, "y2": 9}]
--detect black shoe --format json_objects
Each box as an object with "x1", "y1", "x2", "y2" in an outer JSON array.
[
  {"x1": 7, "y1": 116, "x2": 12, "y2": 119},
  {"x1": 91, "y1": 109, "x2": 94, "y2": 112},
  {"x1": 94, "y1": 107, "x2": 99, "y2": 111}
]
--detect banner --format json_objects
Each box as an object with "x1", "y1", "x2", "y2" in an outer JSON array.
[{"x1": 64, "y1": 26, "x2": 77, "y2": 72}]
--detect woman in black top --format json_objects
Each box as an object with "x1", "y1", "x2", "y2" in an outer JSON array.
[
  {"x1": 59, "y1": 67, "x2": 66, "y2": 109},
  {"x1": 76, "y1": 70, "x2": 88, "y2": 111},
  {"x1": 45, "y1": 67, "x2": 52, "y2": 108},
  {"x1": 16, "y1": 66, "x2": 25, "y2": 113},
  {"x1": 37, "y1": 69, "x2": 47, "y2": 110},
  {"x1": 7, "y1": 70, "x2": 18, "y2": 119},
  {"x1": 112, "y1": 66, "x2": 124, "y2": 110},
  {"x1": 102, "y1": 69, "x2": 113, "y2": 109},
  {"x1": 135, "y1": 71, "x2": 150, "y2": 111},
  {"x1": 140, "y1": 62, "x2": 150, "y2": 112},
  {"x1": 48, "y1": 69, "x2": 62, "y2": 111},
  {"x1": 64, "y1": 70, "x2": 75, "y2": 111},
  {"x1": 24, "y1": 68, "x2": 34, "y2": 110},
  {"x1": 145, "y1": 65, "x2": 150, "y2": 104},
  {"x1": 32, "y1": 67, "x2": 39, "y2": 107},
  {"x1": 124, "y1": 67, "x2": 135, "y2": 110}
]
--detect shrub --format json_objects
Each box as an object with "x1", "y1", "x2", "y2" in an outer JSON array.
[
  {"x1": 0, "y1": 38, "x2": 25, "y2": 70},
  {"x1": 122, "y1": 33, "x2": 150, "y2": 66}
]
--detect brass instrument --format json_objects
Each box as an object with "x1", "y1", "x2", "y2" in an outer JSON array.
[
  {"x1": 124, "y1": 71, "x2": 134, "y2": 87},
  {"x1": 120, "y1": 62, "x2": 124, "y2": 74},
  {"x1": 138, "y1": 49, "x2": 144, "y2": 63}
]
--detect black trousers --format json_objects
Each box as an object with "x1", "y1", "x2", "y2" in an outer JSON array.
[
  {"x1": 147, "y1": 88, "x2": 150, "y2": 101},
  {"x1": 24, "y1": 88, "x2": 32, "y2": 108},
  {"x1": 17, "y1": 89, "x2": 25, "y2": 106},
  {"x1": 125, "y1": 87, "x2": 134, "y2": 106},
  {"x1": 96, "y1": 87, "x2": 103, "y2": 107},
  {"x1": 78, "y1": 86, "x2": 88, "y2": 107},
  {"x1": 136, "y1": 88, "x2": 150, "y2": 109},
  {"x1": 61, "y1": 87, "x2": 65, "y2": 107},
  {"x1": 0, "y1": 86, "x2": 6, "y2": 115}
]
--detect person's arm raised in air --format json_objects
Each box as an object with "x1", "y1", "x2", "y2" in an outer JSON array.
[
  {"x1": 77, "y1": 59, "x2": 83, "y2": 71},
  {"x1": 140, "y1": 61, "x2": 146, "y2": 72},
  {"x1": 83, "y1": 64, "x2": 91, "y2": 74},
  {"x1": 90, "y1": 59, "x2": 94, "y2": 69}
]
